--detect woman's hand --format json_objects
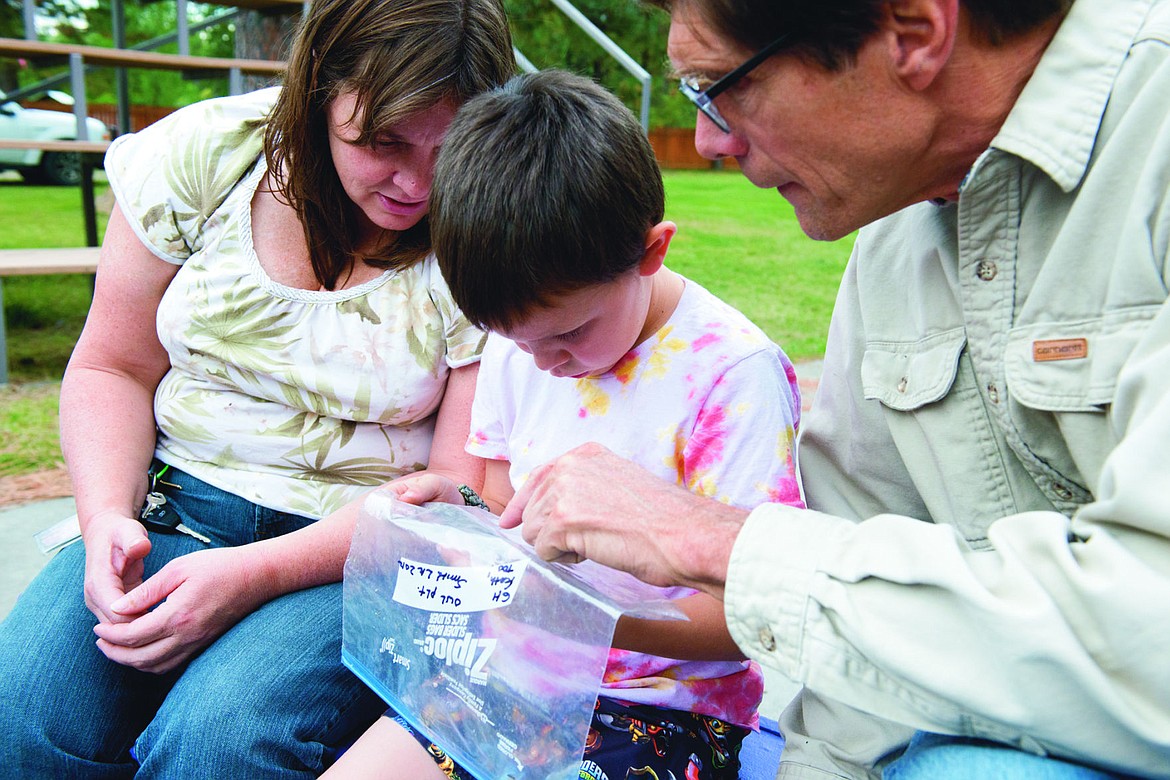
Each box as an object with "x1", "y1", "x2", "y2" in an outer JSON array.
[
  {"x1": 91, "y1": 545, "x2": 273, "y2": 674},
  {"x1": 64, "y1": 203, "x2": 181, "y2": 630},
  {"x1": 82, "y1": 510, "x2": 153, "y2": 625},
  {"x1": 380, "y1": 473, "x2": 464, "y2": 506}
]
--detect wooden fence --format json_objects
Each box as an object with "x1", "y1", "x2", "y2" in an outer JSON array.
[
  {"x1": 648, "y1": 126, "x2": 739, "y2": 171},
  {"x1": 21, "y1": 100, "x2": 175, "y2": 135}
]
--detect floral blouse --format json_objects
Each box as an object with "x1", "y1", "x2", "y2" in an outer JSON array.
[{"x1": 105, "y1": 88, "x2": 485, "y2": 518}]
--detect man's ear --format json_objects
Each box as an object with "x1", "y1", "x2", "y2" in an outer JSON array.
[
  {"x1": 883, "y1": 0, "x2": 958, "y2": 91},
  {"x1": 638, "y1": 221, "x2": 677, "y2": 277}
]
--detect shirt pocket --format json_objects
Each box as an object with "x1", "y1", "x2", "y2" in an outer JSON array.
[
  {"x1": 861, "y1": 328, "x2": 1014, "y2": 542},
  {"x1": 1000, "y1": 309, "x2": 1158, "y2": 506},
  {"x1": 1004, "y1": 307, "x2": 1161, "y2": 412},
  {"x1": 861, "y1": 327, "x2": 967, "y2": 410}
]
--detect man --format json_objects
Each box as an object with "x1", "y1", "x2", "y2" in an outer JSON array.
[{"x1": 500, "y1": 0, "x2": 1170, "y2": 777}]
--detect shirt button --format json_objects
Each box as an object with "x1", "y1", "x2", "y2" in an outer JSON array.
[
  {"x1": 977, "y1": 260, "x2": 998, "y2": 281},
  {"x1": 987, "y1": 383, "x2": 999, "y2": 403},
  {"x1": 758, "y1": 627, "x2": 777, "y2": 652},
  {"x1": 897, "y1": 377, "x2": 908, "y2": 393},
  {"x1": 1053, "y1": 484, "x2": 1073, "y2": 501}
]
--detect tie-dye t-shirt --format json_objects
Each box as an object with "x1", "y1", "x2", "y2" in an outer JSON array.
[{"x1": 467, "y1": 278, "x2": 803, "y2": 728}]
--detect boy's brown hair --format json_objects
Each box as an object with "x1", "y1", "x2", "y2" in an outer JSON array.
[{"x1": 431, "y1": 69, "x2": 665, "y2": 331}]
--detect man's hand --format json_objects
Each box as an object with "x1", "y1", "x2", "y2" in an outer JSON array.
[
  {"x1": 83, "y1": 510, "x2": 153, "y2": 625},
  {"x1": 91, "y1": 545, "x2": 271, "y2": 674},
  {"x1": 500, "y1": 443, "x2": 747, "y2": 597}
]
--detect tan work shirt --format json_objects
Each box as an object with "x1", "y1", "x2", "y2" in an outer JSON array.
[{"x1": 724, "y1": 0, "x2": 1170, "y2": 775}]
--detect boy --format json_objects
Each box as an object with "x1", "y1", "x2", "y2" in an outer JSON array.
[{"x1": 327, "y1": 70, "x2": 803, "y2": 780}]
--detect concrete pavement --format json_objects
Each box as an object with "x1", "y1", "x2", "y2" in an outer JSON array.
[{"x1": 0, "y1": 495, "x2": 75, "y2": 620}]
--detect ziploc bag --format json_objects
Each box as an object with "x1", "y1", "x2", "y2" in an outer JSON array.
[{"x1": 342, "y1": 493, "x2": 684, "y2": 780}]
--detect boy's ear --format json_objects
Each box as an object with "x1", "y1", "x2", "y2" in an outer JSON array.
[
  {"x1": 638, "y1": 221, "x2": 677, "y2": 277},
  {"x1": 882, "y1": 0, "x2": 958, "y2": 91}
]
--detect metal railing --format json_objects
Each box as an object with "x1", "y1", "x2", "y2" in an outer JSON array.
[
  {"x1": 547, "y1": 0, "x2": 652, "y2": 133},
  {"x1": 18, "y1": 0, "x2": 652, "y2": 133}
]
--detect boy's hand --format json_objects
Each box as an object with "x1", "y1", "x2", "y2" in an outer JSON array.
[{"x1": 380, "y1": 473, "x2": 465, "y2": 506}]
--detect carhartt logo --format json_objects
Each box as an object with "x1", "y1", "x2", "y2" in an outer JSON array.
[{"x1": 1033, "y1": 338, "x2": 1088, "y2": 362}]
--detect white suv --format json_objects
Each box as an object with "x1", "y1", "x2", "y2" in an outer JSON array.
[{"x1": 0, "y1": 89, "x2": 112, "y2": 185}]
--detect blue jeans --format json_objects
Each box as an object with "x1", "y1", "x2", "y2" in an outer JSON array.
[
  {"x1": 0, "y1": 463, "x2": 385, "y2": 778},
  {"x1": 884, "y1": 732, "x2": 1135, "y2": 780}
]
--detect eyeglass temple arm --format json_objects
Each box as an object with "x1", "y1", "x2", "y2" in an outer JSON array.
[{"x1": 704, "y1": 33, "x2": 790, "y2": 101}]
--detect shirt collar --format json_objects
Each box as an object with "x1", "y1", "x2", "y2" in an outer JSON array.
[{"x1": 989, "y1": 0, "x2": 1155, "y2": 193}]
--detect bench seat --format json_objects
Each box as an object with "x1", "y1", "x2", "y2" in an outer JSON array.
[
  {"x1": 0, "y1": 246, "x2": 100, "y2": 384},
  {"x1": 0, "y1": 246, "x2": 101, "y2": 276}
]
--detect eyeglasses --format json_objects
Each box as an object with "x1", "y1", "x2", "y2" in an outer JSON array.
[{"x1": 678, "y1": 34, "x2": 789, "y2": 133}]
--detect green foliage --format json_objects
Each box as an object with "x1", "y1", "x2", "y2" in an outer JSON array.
[
  {"x1": 505, "y1": 0, "x2": 695, "y2": 128},
  {"x1": 0, "y1": 179, "x2": 106, "y2": 246},
  {"x1": 12, "y1": 0, "x2": 234, "y2": 107},
  {"x1": 11, "y1": 0, "x2": 696, "y2": 126}
]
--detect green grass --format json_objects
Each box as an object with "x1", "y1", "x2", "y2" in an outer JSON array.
[
  {"x1": 0, "y1": 170, "x2": 853, "y2": 479},
  {"x1": 0, "y1": 177, "x2": 109, "y2": 478},
  {"x1": 0, "y1": 383, "x2": 64, "y2": 476},
  {"x1": 663, "y1": 170, "x2": 853, "y2": 360}
]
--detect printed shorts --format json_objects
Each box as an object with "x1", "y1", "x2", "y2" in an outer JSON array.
[{"x1": 389, "y1": 696, "x2": 748, "y2": 780}]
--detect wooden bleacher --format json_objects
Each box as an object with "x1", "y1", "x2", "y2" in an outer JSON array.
[
  {"x1": 0, "y1": 139, "x2": 109, "y2": 155},
  {"x1": 0, "y1": 247, "x2": 101, "y2": 277},
  {"x1": 0, "y1": 37, "x2": 285, "y2": 78},
  {"x1": 0, "y1": 247, "x2": 101, "y2": 384},
  {"x1": 0, "y1": 35, "x2": 286, "y2": 384}
]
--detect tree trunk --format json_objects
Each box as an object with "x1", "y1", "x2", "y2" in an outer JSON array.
[
  {"x1": 0, "y1": 1, "x2": 24, "y2": 92},
  {"x1": 234, "y1": 8, "x2": 299, "y2": 93}
]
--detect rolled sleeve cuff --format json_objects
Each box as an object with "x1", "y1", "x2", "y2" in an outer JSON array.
[{"x1": 725, "y1": 503, "x2": 837, "y2": 679}]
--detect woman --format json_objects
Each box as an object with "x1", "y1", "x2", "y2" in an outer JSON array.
[{"x1": 0, "y1": 0, "x2": 515, "y2": 775}]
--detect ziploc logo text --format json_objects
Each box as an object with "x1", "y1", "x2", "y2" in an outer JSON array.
[{"x1": 415, "y1": 613, "x2": 497, "y2": 685}]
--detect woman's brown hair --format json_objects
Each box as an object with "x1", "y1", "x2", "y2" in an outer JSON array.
[{"x1": 265, "y1": 0, "x2": 515, "y2": 289}]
